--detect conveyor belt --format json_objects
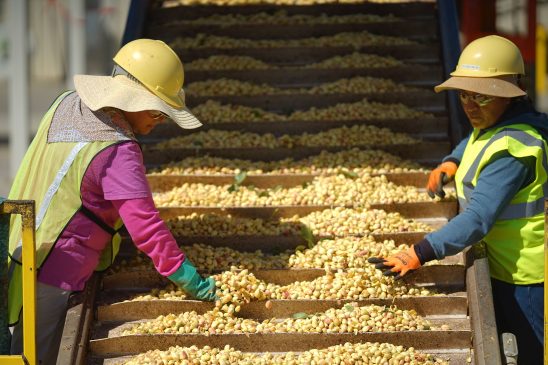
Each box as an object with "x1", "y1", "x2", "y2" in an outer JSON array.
[{"x1": 58, "y1": 1, "x2": 501, "y2": 364}]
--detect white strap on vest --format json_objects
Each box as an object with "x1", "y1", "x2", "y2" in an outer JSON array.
[{"x1": 12, "y1": 142, "x2": 88, "y2": 258}]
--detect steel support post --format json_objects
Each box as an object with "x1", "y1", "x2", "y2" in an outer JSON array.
[{"x1": 0, "y1": 197, "x2": 9, "y2": 354}]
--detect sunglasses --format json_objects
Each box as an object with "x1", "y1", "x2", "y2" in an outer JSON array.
[
  {"x1": 148, "y1": 110, "x2": 169, "y2": 121},
  {"x1": 459, "y1": 92, "x2": 495, "y2": 107}
]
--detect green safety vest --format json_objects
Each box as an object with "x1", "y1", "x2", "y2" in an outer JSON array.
[
  {"x1": 455, "y1": 123, "x2": 546, "y2": 284},
  {"x1": 7, "y1": 91, "x2": 125, "y2": 325}
]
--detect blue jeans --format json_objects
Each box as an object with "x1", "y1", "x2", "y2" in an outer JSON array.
[{"x1": 491, "y1": 278, "x2": 543, "y2": 365}]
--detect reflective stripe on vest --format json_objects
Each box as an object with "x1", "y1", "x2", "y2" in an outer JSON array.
[
  {"x1": 10, "y1": 142, "x2": 88, "y2": 263},
  {"x1": 459, "y1": 128, "x2": 548, "y2": 220}
]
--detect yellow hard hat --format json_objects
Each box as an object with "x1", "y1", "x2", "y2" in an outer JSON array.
[
  {"x1": 113, "y1": 39, "x2": 184, "y2": 108},
  {"x1": 451, "y1": 35, "x2": 525, "y2": 77}
]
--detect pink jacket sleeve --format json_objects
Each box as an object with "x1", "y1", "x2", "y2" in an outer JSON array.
[{"x1": 112, "y1": 196, "x2": 185, "y2": 277}]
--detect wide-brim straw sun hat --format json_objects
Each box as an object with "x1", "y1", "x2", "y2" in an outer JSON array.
[
  {"x1": 434, "y1": 75, "x2": 526, "y2": 98},
  {"x1": 74, "y1": 73, "x2": 202, "y2": 129}
]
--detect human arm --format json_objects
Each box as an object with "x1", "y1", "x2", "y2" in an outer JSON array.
[
  {"x1": 371, "y1": 153, "x2": 532, "y2": 277},
  {"x1": 95, "y1": 142, "x2": 216, "y2": 300},
  {"x1": 426, "y1": 135, "x2": 470, "y2": 198},
  {"x1": 112, "y1": 197, "x2": 217, "y2": 301},
  {"x1": 442, "y1": 135, "x2": 469, "y2": 165},
  {"x1": 425, "y1": 154, "x2": 531, "y2": 259}
]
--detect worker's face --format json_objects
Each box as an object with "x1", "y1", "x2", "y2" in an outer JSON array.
[
  {"x1": 122, "y1": 110, "x2": 167, "y2": 135},
  {"x1": 459, "y1": 91, "x2": 511, "y2": 130}
]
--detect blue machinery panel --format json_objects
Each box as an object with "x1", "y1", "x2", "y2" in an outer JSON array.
[{"x1": 437, "y1": 0, "x2": 471, "y2": 148}]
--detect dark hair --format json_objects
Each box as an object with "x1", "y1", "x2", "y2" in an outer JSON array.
[
  {"x1": 517, "y1": 75, "x2": 526, "y2": 91},
  {"x1": 509, "y1": 75, "x2": 532, "y2": 104}
]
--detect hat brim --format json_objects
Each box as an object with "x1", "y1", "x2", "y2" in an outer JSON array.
[
  {"x1": 434, "y1": 75, "x2": 526, "y2": 98},
  {"x1": 74, "y1": 75, "x2": 202, "y2": 129}
]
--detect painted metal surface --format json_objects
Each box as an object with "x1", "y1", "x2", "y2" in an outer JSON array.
[
  {"x1": 465, "y1": 243, "x2": 502, "y2": 365},
  {"x1": 436, "y1": 0, "x2": 470, "y2": 148},
  {"x1": 0, "y1": 197, "x2": 8, "y2": 354},
  {"x1": 545, "y1": 199, "x2": 548, "y2": 364},
  {"x1": 120, "y1": 0, "x2": 151, "y2": 46},
  {"x1": 97, "y1": 295, "x2": 468, "y2": 322},
  {"x1": 0, "y1": 200, "x2": 36, "y2": 365},
  {"x1": 90, "y1": 331, "x2": 471, "y2": 357}
]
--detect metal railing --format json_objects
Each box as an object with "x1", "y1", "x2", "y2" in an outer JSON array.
[
  {"x1": 545, "y1": 199, "x2": 548, "y2": 365},
  {"x1": 0, "y1": 199, "x2": 36, "y2": 365}
]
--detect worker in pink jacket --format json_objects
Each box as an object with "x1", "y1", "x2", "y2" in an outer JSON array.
[{"x1": 7, "y1": 39, "x2": 216, "y2": 364}]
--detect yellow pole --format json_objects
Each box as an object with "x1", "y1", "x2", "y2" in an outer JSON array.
[
  {"x1": 0, "y1": 201, "x2": 36, "y2": 365},
  {"x1": 537, "y1": 25, "x2": 546, "y2": 95},
  {"x1": 545, "y1": 199, "x2": 548, "y2": 364},
  {"x1": 21, "y1": 203, "x2": 36, "y2": 365}
]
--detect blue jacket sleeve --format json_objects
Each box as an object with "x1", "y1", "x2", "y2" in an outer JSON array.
[
  {"x1": 424, "y1": 154, "x2": 531, "y2": 259},
  {"x1": 442, "y1": 135, "x2": 469, "y2": 164}
]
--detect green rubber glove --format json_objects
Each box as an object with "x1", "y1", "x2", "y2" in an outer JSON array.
[{"x1": 168, "y1": 258, "x2": 218, "y2": 301}]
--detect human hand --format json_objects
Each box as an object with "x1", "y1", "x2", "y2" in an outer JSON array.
[
  {"x1": 167, "y1": 258, "x2": 218, "y2": 301},
  {"x1": 426, "y1": 161, "x2": 458, "y2": 199},
  {"x1": 367, "y1": 245, "x2": 421, "y2": 280}
]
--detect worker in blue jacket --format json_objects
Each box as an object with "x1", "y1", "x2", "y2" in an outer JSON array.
[{"x1": 369, "y1": 35, "x2": 545, "y2": 364}]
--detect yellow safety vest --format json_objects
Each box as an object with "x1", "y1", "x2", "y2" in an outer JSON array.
[
  {"x1": 7, "y1": 91, "x2": 125, "y2": 325},
  {"x1": 455, "y1": 123, "x2": 546, "y2": 284}
]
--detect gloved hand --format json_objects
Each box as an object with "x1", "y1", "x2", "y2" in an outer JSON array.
[
  {"x1": 168, "y1": 258, "x2": 218, "y2": 301},
  {"x1": 426, "y1": 161, "x2": 458, "y2": 199},
  {"x1": 367, "y1": 245, "x2": 422, "y2": 280}
]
